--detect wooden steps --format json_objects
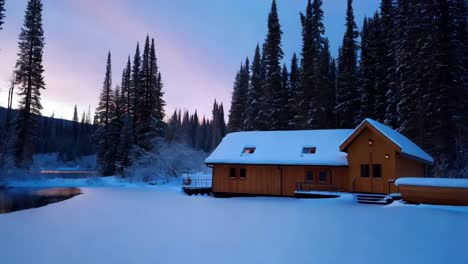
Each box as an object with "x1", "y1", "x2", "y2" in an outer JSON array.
[{"x1": 356, "y1": 193, "x2": 392, "y2": 205}]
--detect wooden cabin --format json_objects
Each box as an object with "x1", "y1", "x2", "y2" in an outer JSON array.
[{"x1": 205, "y1": 118, "x2": 433, "y2": 197}]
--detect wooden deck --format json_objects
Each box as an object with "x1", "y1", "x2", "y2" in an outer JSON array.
[{"x1": 182, "y1": 177, "x2": 212, "y2": 196}]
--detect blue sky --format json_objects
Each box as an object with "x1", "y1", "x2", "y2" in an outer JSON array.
[{"x1": 0, "y1": 0, "x2": 380, "y2": 120}]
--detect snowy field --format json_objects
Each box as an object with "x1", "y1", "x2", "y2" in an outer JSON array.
[{"x1": 0, "y1": 183, "x2": 467, "y2": 264}]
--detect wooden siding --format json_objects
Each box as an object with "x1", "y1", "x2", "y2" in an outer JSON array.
[
  {"x1": 212, "y1": 164, "x2": 348, "y2": 196},
  {"x1": 212, "y1": 165, "x2": 281, "y2": 195},
  {"x1": 345, "y1": 126, "x2": 398, "y2": 194},
  {"x1": 399, "y1": 185, "x2": 468, "y2": 206}
]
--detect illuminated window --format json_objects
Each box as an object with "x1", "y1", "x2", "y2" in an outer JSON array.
[
  {"x1": 302, "y1": 147, "x2": 317, "y2": 154},
  {"x1": 243, "y1": 147, "x2": 256, "y2": 154}
]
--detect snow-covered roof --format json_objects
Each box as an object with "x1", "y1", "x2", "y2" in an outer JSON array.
[
  {"x1": 205, "y1": 130, "x2": 354, "y2": 166},
  {"x1": 340, "y1": 118, "x2": 433, "y2": 164},
  {"x1": 395, "y1": 177, "x2": 468, "y2": 188},
  {"x1": 362, "y1": 119, "x2": 433, "y2": 164}
]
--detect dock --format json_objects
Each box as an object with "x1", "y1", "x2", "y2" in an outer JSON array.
[{"x1": 182, "y1": 177, "x2": 212, "y2": 196}]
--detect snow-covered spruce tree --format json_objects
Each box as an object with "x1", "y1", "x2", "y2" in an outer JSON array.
[
  {"x1": 95, "y1": 52, "x2": 115, "y2": 176},
  {"x1": 211, "y1": 100, "x2": 226, "y2": 150},
  {"x1": 306, "y1": 0, "x2": 327, "y2": 129},
  {"x1": 294, "y1": 0, "x2": 314, "y2": 130},
  {"x1": 335, "y1": 0, "x2": 359, "y2": 129},
  {"x1": 13, "y1": 0, "x2": 45, "y2": 168},
  {"x1": 108, "y1": 87, "x2": 123, "y2": 174},
  {"x1": 116, "y1": 59, "x2": 134, "y2": 171},
  {"x1": 315, "y1": 39, "x2": 334, "y2": 129},
  {"x1": 228, "y1": 59, "x2": 249, "y2": 132},
  {"x1": 287, "y1": 53, "x2": 300, "y2": 129},
  {"x1": 259, "y1": 0, "x2": 283, "y2": 131},
  {"x1": 271, "y1": 61, "x2": 289, "y2": 130},
  {"x1": 327, "y1": 58, "x2": 337, "y2": 128},
  {"x1": 430, "y1": 0, "x2": 467, "y2": 174},
  {"x1": 72, "y1": 104, "x2": 79, "y2": 142},
  {"x1": 0, "y1": 0, "x2": 5, "y2": 30},
  {"x1": 384, "y1": 0, "x2": 399, "y2": 128},
  {"x1": 358, "y1": 16, "x2": 378, "y2": 121},
  {"x1": 115, "y1": 56, "x2": 133, "y2": 170},
  {"x1": 280, "y1": 64, "x2": 291, "y2": 127},
  {"x1": 135, "y1": 37, "x2": 165, "y2": 151},
  {"x1": 244, "y1": 44, "x2": 263, "y2": 131},
  {"x1": 131, "y1": 42, "x2": 142, "y2": 142}
]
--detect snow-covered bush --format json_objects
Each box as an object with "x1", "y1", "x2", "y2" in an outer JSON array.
[{"x1": 125, "y1": 139, "x2": 209, "y2": 182}]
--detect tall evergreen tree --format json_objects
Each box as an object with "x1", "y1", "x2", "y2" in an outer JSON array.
[
  {"x1": 358, "y1": 16, "x2": 378, "y2": 121},
  {"x1": 335, "y1": 0, "x2": 359, "y2": 128},
  {"x1": 95, "y1": 52, "x2": 115, "y2": 175},
  {"x1": 287, "y1": 53, "x2": 300, "y2": 129},
  {"x1": 0, "y1": 0, "x2": 5, "y2": 30},
  {"x1": 13, "y1": 0, "x2": 46, "y2": 167},
  {"x1": 228, "y1": 59, "x2": 249, "y2": 132},
  {"x1": 259, "y1": 0, "x2": 283, "y2": 130},
  {"x1": 271, "y1": 63, "x2": 289, "y2": 129},
  {"x1": 131, "y1": 43, "x2": 142, "y2": 141},
  {"x1": 72, "y1": 104, "x2": 79, "y2": 142},
  {"x1": 244, "y1": 44, "x2": 264, "y2": 131}
]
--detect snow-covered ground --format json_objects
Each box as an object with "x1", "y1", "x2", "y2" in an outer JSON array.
[{"x1": 0, "y1": 180, "x2": 467, "y2": 264}]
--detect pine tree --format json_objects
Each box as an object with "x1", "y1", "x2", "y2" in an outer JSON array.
[
  {"x1": 0, "y1": 0, "x2": 5, "y2": 30},
  {"x1": 95, "y1": 52, "x2": 115, "y2": 175},
  {"x1": 259, "y1": 0, "x2": 283, "y2": 130},
  {"x1": 315, "y1": 39, "x2": 334, "y2": 128},
  {"x1": 135, "y1": 37, "x2": 165, "y2": 151},
  {"x1": 271, "y1": 63, "x2": 289, "y2": 129},
  {"x1": 327, "y1": 58, "x2": 337, "y2": 128},
  {"x1": 335, "y1": 0, "x2": 359, "y2": 128},
  {"x1": 358, "y1": 16, "x2": 377, "y2": 121},
  {"x1": 13, "y1": 0, "x2": 46, "y2": 167},
  {"x1": 131, "y1": 43, "x2": 142, "y2": 141},
  {"x1": 287, "y1": 53, "x2": 300, "y2": 129},
  {"x1": 228, "y1": 60, "x2": 249, "y2": 132},
  {"x1": 244, "y1": 44, "x2": 263, "y2": 131},
  {"x1": 72, "y1": 104, "x2": 79, "y2": 142},
  {"x1": 307, "y1": 0, "x2": 327, "y2": 129}
]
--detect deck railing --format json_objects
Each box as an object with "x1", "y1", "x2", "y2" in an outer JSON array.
[
  {"x1": 182, "y1": 177, "x2": 212, "y2": 189},
  {"x1": 296, "y1": 182, "x2": 338, "y2": 192}
]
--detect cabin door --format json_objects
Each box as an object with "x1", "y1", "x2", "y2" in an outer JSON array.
[{"x1": 356, "y1": 152, "x2": 373, "y2": 193}]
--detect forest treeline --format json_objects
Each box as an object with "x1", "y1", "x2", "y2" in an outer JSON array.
[
  {"x1": 93, "y1": 36, "x2": 227, "y2": 175},
  {"x1": 227, "y1": 0, "x2": 467, "y2": 176},
  {"x1": 0, "y1": 0, "x2": 226, "y2": 176}
]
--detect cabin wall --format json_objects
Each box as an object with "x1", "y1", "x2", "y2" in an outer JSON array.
[
  {"x1": 212, "y1": 165, "x2": 281, "y2": 195},
  {"x1": 396, "y1": 155, "x2": 425, "y2": 178},
  {"x1": 346, "y1": 127, "x2": 397, "y2": 194},
  {"x1": 212, "y1": 164, "x2": 347, "y2": 196}
]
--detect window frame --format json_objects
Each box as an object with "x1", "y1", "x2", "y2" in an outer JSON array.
[
  {"x1": 302, "y1": 147, "x2": 317, "y2": 154},
  {"x1": 373, "y1": 164, "x2": 382, "y2": 178},
  {"x1": 243, "y1": 147, "x2": 256, "y2": 154},
  {"x1": 306, "y1": 171, "x2": 314, "y2": 182},
  {"x1": 240, "y1": 168, "x2": 247, "y2": 179},
  {"x1": 319, "y1": 171, "x2": 328, "y2": 182},
  {"x1": 229, "y1": 168, "x2": 236, "y2": 179},
  {"x1": 360, "y1": 164, "x2": 370, "y2": 178}
]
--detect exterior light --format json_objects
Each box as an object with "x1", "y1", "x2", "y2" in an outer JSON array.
[
  {"x1": 368, "y1": 138, "x2": 374, "y2": 146},
  {"x1": 385, "y1": 154, "x2": 390, "y2": 159}
]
